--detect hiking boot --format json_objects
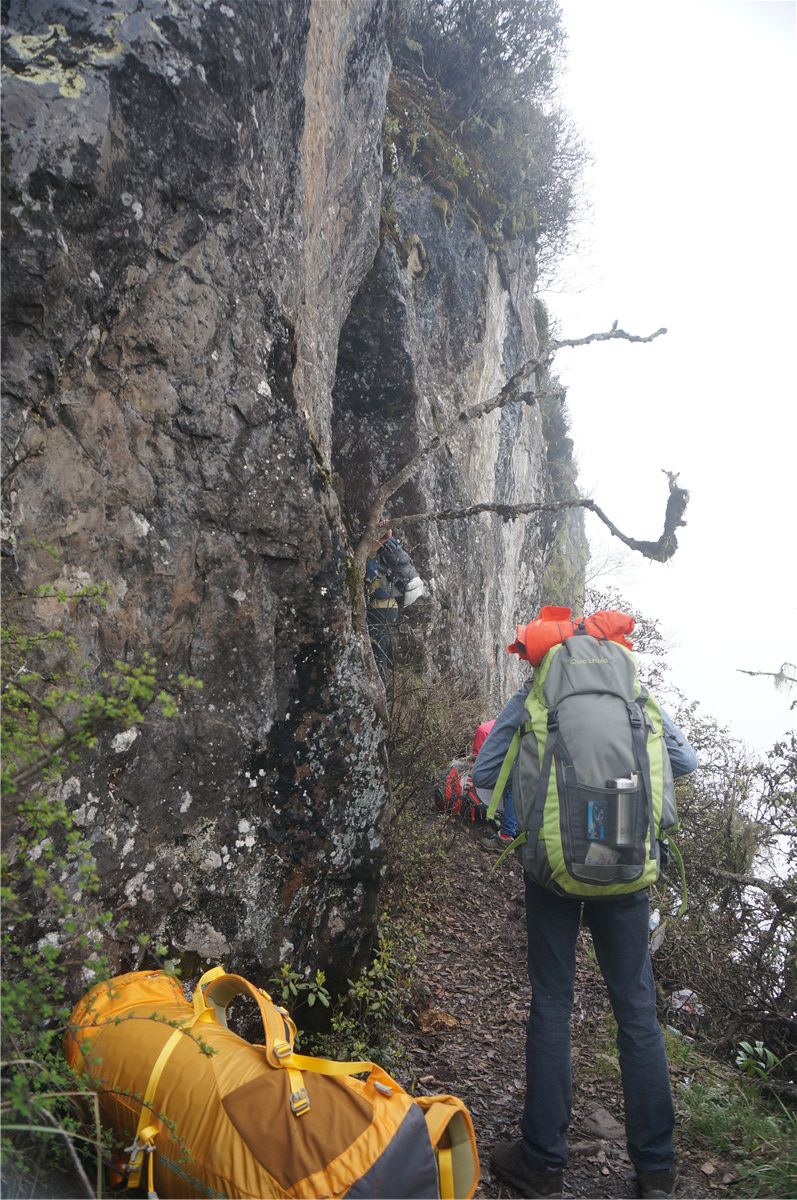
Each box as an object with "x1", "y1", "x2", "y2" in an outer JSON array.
[
  {"x1": 480, "y1": 831, "x2": 514, "y2": 852},
  {"x1": 637, "y1": 1165, "x2": 679, "y2": 1198},
  {"x1": 490, "y1": 1140, "x2": 563, "y2": 1197}
]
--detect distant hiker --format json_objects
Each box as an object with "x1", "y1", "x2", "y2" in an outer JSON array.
[
  {"x1": 434, "y1": 760, "x2": 489, "y2": 823},
  {"x1": 480, "y1": 606, "x2": 697, "y2": 1200},
  {"x1": 365, "y1": 529, "x2": 424, "y2": 677},
  {"x1": 472, "y1": 718, "x2": 519, "y2": 852}
]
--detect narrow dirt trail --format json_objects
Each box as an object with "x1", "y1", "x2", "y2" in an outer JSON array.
[{"x1": 394, "y1": 810, "x2": 732, "y2": 1199}]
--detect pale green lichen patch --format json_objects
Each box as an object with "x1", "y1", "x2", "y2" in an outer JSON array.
[{"x1": 5, "y1": 16, "x2": 126, "y2": 98}]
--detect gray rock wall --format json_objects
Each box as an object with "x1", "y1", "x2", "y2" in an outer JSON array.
[
  {"x1": 2, "y1": 0, "x2": 392, "y2": 989},
  {"x1": 2, "y1": 0, "x2": 582, "y2": 992},
  {"x1": 332, "y1": 177, "x2": 560, "y2": 710}
]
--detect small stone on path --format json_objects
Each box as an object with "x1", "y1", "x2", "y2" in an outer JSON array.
[{"x1": 583, "y1": 1106, "x2": 626, "y2": 1140}]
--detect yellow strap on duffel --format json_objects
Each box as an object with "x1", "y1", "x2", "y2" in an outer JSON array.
[
  {"x1": 438, "y1": 1146, "x2": 455, "y2": 1199},
  {"x1": 126, "y1": 1123, "x2": 159, "y2": 1192},
  {"x1": 417, "y1": 1097, "x2": 480, "y2": 1200},
  {"x1": 290, "y1": 1051, "x2": 375, "y2": 1076},
  {"x1": 193, "y1": 969, "x2": 377, "y2": 1118},
  {"x1": 195, "y1": 969, "x2": 297, "y2": 1067},
  {"x1": 126, "y1": 1026, "x2": 187, "y2": 1189},
  {"x1": 128, "y1": 979, "x2": 226, "y2": 1187},
  {"x1": 192, "y1": 964, "x2": 226, "y2": 1019}
]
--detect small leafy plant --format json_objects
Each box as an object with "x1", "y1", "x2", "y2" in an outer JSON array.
[
  {"x1": 271, "y1": 964, "x2": 332, "y2": 1014},
  {"x1": 735, "y1": 1039, "x2": 781, "y2": 1080},
  {"x1": 286, "y1": 920, "x2": 425, "y2": 1075},
  {"x1": 1, "y1": 550, "x2": 200, "y2": 1196}
]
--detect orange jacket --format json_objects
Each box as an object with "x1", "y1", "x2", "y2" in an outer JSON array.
[{"x1": 508, "y1": 606, "x2": 635, "y2": 667}]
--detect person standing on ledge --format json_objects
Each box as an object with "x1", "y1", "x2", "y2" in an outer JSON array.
[
  {"x1": 364, "y1": 528, "x2": 424, "y2": 678},
  {"x1": 480, "y1": 607, "x2": 698, "y2": 1200}
]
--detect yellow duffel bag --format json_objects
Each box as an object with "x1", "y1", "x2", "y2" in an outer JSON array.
[{"x1": 64, "y1": 965, "x2": 479, "y2": 1199}]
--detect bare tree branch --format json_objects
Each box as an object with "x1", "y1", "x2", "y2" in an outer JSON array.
[
  {"x1": 394, "y1": 471, "x2": 689, "y2": 564},
  {"x1": 352, "y1": 358, "x2": 540, "y2": 570},
  {"x1": 396, "y1": 499, "x2": 583, "y2": 524},
  {"x1": 737, "y1": 664, "x2": 797, "y2": 709},
  {"x1": 701, "y1": 865, "x2": 797, "y2": 917},
  {"x1": 582, "y1": 470, "x2": 689, "y2": 563},
  {"x1": 350, "y1": 323, "x2": 676, "y2": 574},
  {"x1": 737, "y1": 665, "x2": 797, "y2": 685},
  {"x1": 549, "y1": 323, "x2": 668, "y2": 351}
]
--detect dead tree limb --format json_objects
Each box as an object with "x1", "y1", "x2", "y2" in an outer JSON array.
[
  {"x1": 549, "y1": 324, "x2": 668, "y2": 351},
  {"x1": 701, "y1": 865, "x2": 797, "y2": 917},
  {"x1": 352, "y1": 358, "x2": 539, "y2": 571},
  {"x1": 582, "y1": 470, "x2": 689, "y2": 562},
  {"x1": 737, "y1": 665, "x2": 797, "y2": 685},
  {"x1": 737, "y1": 664, "x2": 797, "y2": 709},
  {"x1": 395, "y1": 499, "x2": 585, "y2": 524},
  {"x1": 394, "y1": 471, "x2": 689, "y2": 563},
  {"x1": 738, "y1": 668, "x2": 788, "y2": 679},
  {"x1": 351, "y1": 323, "x2": 675, "y2": 573}
]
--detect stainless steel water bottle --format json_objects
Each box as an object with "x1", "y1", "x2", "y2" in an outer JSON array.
[{"x1": 606, "y1": 776, "x2": 638, "y2": 846}]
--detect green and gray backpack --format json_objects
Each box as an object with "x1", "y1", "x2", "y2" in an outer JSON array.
[{"x1": 487, "y1": 632, "x2": 678, "y2": 897}]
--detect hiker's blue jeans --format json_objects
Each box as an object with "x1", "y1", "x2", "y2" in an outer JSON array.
[
  {"x1": 500, "y1": 784, "x2": 518, "y2": 837},
  {"x1": 521, "y1": 877, "x2": 675, "y2": 1174}
]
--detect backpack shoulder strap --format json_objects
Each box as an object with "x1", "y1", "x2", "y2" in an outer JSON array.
[
  {"x1": 627, "y1": 699, "x2": 657, "y2": 846},
  {"x1": 194, "y1": 969, "x2": 297, "y2": 1066},
  {"x1": 194, "y1": 969, "x2": 379, "y2": 1119},
  {"x1": 485, "y1": 728, "x2": 521, "y2": 822},
  {"x1": 525, "y1": 705, "x2": 560, "y2": 853}
]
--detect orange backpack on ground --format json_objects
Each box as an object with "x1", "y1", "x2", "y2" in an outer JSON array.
[{"x1": 64, "y1": 966, "x2": 478, "y2": 1199}]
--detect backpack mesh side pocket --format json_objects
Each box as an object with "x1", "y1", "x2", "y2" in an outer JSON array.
[{"x1": 558, "y1": 779, "x2": 649, "y2": 885}]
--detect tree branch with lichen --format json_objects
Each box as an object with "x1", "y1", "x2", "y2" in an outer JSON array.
[
  {"x1": 351, "y1": 323, "x2": 680, "y2": 574},
  {"x1": 549, "y1": 322, "x2": 668, "y2": 351},
  {"x1": 352, "y1": 357, "x2": 539, "y2": 571},
  {"x1": 392, "y1": 471, "x2": 689, "y2": 563}
]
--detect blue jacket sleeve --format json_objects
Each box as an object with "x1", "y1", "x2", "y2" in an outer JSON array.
[
  {"x1": 471, "y1": 683, "x2": 532, "y2": 788},
  {"x1": 660, "y1": 708, "x2": 698, "y2": 777}
]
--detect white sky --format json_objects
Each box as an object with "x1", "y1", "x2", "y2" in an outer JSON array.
[{"x1": 541, "y1": 0, "x2": 797, "y2": 754}]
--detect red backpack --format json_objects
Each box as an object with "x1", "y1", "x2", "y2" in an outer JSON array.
[{"x1": 434, "y1": 763, "x2": 488, "y2": 821}]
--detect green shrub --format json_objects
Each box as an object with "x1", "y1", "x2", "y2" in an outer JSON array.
[
  {"x1": 386, "y1": 0, "x2": 586, "y2": 262},
  {"x1": 1, "y1": 552, "x2": 200, "y2": 1195},
  {"x1": 298, "y1": 919, "x2": 425, "y2": 1076}
]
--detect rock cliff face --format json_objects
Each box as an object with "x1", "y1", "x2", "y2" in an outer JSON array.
[
  {"x1": 333, "y1": 175, "x2": 562, "y2": 704},
  {"x1": 1, "y1": 1, "x2": 581, "y2": 988}
]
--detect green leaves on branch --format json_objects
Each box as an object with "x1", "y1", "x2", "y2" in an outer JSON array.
[
  {"x1": 3, "y1": 629, "x2": 202, "y2": 795},
  {"x1": 271, "y1": 964, "x2": 331, "y2": 1012},
  {"x1": 1, "y1": 559, "x2": 202, "y2": 1194}
]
